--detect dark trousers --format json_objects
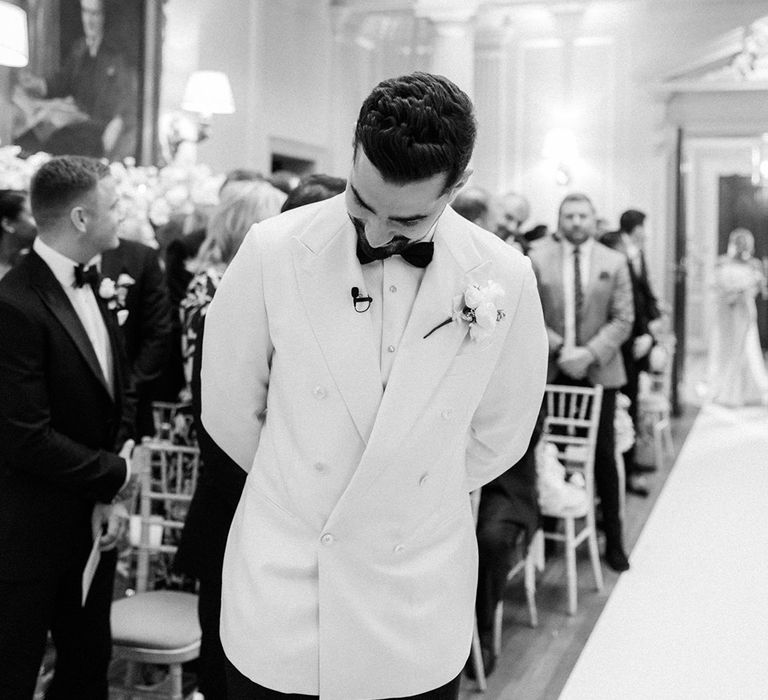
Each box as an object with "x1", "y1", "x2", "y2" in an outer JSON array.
[
  {"x1": 475, "y1": 500, "x2": 524, "y2": 642},
  {"x1": 225, "y1": 659, "x2": 462, "y2": 700},
  {"x1": 0, "y1": 549, "x2": 117, "y2": 700},
  {"x1": 196, "y1": 567, "x2": 229, "y2": 699},
  {"x1": 620, "y1": 346, "x2": 641, "y2": 475},
  {"x1": 552, "y1": 374, "x2": 622, "y2": 547}
]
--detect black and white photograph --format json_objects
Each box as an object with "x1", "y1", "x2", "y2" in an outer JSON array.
[{"x1": 0, "y1": 1, "x2": 766, "y2": 699}]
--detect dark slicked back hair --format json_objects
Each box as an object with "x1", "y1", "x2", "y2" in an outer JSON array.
[
  {"x1": 619, "y1": 209, "x2": 646, "y2": 234},
  {"x1": 30, "y1": 156, "x2": 110, "y2": 230},
  {"x1": 281, "y1": 173, "x2": 347, "y2": 212},
  {"x1": 353, "y1": 72, "x2": 476, "y2": 193},
  {"x1": 0, "y1": 190, "x2": 27, "y2": 228}
]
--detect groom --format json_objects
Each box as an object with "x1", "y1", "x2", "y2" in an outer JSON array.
[{"x1": 201, "y1": 72, "x2": 547, "y2": 699}]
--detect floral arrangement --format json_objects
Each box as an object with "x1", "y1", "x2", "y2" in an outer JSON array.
[
  {"x1": 0, "y1": 145, "x2": 50, "y2": 190},
  {"x1": 109, "y1": 158, "x2": 223, "y2": 248},
  {"x1": 424, "y1": 280, "x2": 506, "y2": 342},
  {"x1": 0, "y1": 145, "x2": 224, "y2": 251},
  {"x1": 714, "y1": 258, "x2": 762, "y2": 305},
  {"x1": 99, "y1": 272, "x2": 135, "y2": 326}
]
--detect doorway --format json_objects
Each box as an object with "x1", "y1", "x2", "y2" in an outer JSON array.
[{"x1": 681, "y1": 137, "x2": 759, "y2": 403}]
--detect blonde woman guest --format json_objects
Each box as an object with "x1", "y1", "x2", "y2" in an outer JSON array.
[
  {"x1": 708, "y1": 227, "x2": 768, "y2": 407},
  {"x1": 174, "y1": 180, "x2": 285, "y2": 700}
]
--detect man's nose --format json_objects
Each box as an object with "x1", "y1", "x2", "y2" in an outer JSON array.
[{"x1": 365, "y1": 219, "x2": 395, "y2": 247}]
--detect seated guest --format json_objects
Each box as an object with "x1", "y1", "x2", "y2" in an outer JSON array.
[
  {"x1": 174, "y1": 180, "x2": 286, "y2": 700},
  {"x1": 281, "y1": 173, "x2": 346, "y2": 212},
  {"x1": 454, "y1": 189, "x2": 544, "y2": 678},
  {"x1": 472, "y1": 412, "x2": 543, "y2": 678},
  {"x1": 0, "y1": 190, "x2": 37, "y2": 279}
]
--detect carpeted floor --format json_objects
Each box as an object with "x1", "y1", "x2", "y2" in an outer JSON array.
[{"x1": 559, "y1": 403, "x2": 768, "y2": 700}]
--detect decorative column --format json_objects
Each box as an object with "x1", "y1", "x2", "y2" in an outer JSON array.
[{"x1": 415, "y1": 0, "x2": 479, "y2": 97}]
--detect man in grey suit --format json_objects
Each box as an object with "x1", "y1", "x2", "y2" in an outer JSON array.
[{"x1": 529, "y1": 192, "x2": 634, "y2": 572}]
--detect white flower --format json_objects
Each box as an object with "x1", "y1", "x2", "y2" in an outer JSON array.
[
  {"x1": 427, "y1": 279, "x2": 506, "y2": 341},
  {"x1": 117, "y1": 273, "x2": 135, "y2": 287},
  {"x1": 116, "y1": 309, "x2": 129, "y2": 326},
  {"x1": 99, "y1": 278, "x2": 116, "y2": 300}
]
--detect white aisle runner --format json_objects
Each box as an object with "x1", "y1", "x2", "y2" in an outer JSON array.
[{"x1": 559, "y1": 405, "x2": 768, "y2": 700}]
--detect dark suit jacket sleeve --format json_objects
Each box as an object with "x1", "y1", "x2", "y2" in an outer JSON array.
[
  {"x1": 132, "y1": 245, "x2": 173, "y2": 387},
  {"x1": 0, "y1": 299, "x2": 126, "y2": 503}
]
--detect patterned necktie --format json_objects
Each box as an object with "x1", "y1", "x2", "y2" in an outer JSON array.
[
  {"x1": 73, "y1": 264, "x2": 100, "y2": 290},
  {"x1": 573, "y1": 245, "x2": 583, "y2": 346}
]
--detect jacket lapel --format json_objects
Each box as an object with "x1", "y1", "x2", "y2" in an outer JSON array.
[
  {"x1": 292, "y1": 196, "x2": 383, "y2": 444},
  {"x1": 369, "y1": 208, "x2": 488, "y2": 443},
  {"x1": 29, "y1": 251, "x2": 114, "y2": 400}
]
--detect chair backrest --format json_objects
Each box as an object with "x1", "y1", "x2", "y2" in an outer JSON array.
[
  {"x1": 131, "y1": 440, "x2": 201, "y2": 593},
  {"x1": 151, "y1": 400, "x2": 194, "y2": 445},
  {"x1": 541, "y1": 384, "x2": 603, "y2": 502}
]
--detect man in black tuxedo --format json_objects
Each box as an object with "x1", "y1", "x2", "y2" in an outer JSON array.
[
  {"x1": 600, "y1": 209, "x2": 660, "y2": 496},
  {"x1": 0, "y1": 156, "x2": 137, "y2": 699},
  {"x1": 102, "y1": 239, "x2": 172, "y2": 437}
]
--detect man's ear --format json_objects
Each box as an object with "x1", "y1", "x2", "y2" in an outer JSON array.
[
  {"x1": 447, "y1": 168, "x2": 473, "y2": 201},
  {"x1": 69, "y1": 206, "x2": 87, "y2": 233}
]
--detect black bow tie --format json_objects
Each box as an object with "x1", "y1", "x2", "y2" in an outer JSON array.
[
  {"x1": 356, "y1": 238, "x2": 434, "y2": 268},
  {"x1": 73, "y1": 264, "x2": 100, "y2": 289}
]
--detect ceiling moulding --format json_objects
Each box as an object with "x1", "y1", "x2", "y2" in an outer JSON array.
[{"x1": 655, "y1": 15, "x2": 768, "y2": 94}]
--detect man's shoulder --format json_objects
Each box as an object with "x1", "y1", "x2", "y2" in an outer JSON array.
[
  {"x1": 247, "y1": 194, "x2": 345, "y2": 252},
  {"x1": 592, "y1": 239, "x2": 628, "y2": 269},
  {"x1": 527, "y1": 235, "x2": 559, "y2": 263}
]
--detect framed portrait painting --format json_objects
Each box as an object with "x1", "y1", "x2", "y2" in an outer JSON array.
[{"x1": 10, "y1": 0, "x2": 162, "y2": 164}]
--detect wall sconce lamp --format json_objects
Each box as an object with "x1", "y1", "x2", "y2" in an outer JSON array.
[
  {"x1": 542, "y1": 126, "x2": 578, "y2": 187},
  {"x1": 181, "y1": 70, "x2": 235, "y2": 142},
  {"x1": 0, "y1": 2, "x2": 29, "y2": 67}
]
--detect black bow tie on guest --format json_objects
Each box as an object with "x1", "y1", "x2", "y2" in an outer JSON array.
[
  {"x1": 73, "y1": 264, "x2": 100, "y2": 289},
  {"x1": 355, "y1": 238, "x2": 434, "y2": 268}
]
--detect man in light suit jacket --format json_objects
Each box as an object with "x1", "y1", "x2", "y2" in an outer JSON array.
[
  {"x1": 528, "y1": 193, "x2": 634, "y2": 572},
  {"x1": 0, "y1": 156, "x2": 136, "y2": 698},
  {"x1": 201, "y1": 72, "x2": 548, "y2": 699}
]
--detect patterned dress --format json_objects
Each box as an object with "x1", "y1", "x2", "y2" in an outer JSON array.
[{"x1": 179, "y1": 267, "x2": 223, "y2": 396}]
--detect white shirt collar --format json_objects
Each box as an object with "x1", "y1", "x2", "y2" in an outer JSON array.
[{"x1": 33, "y1": 237, "x2": 101, "y2": 289}]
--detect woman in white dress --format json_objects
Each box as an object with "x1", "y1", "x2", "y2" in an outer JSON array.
[{"x1": 707, "y1": 228, "x2": 768, "y2": 407}]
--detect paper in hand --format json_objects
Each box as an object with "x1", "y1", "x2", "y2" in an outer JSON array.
[{"x1": 81, "y1": 533, "x2": 102, "y2": 606}]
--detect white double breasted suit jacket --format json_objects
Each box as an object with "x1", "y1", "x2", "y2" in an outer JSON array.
[{"x1": 201, "y1": 194, "x2": 548, "y2": 698}]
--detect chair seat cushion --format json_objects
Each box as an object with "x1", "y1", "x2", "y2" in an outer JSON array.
[{"x1": 111, "y1": 591, "x2": 201, "y2": 650}]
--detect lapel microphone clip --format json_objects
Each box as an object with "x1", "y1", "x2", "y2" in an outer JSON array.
[{"x1": 350, "y1": 287, "x2": 373, "y2": 313}]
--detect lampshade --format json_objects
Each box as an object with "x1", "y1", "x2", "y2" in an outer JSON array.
[
  {"x1": 0, "y1": 2, "x2": 29, "y2": 68},
  {"x1": 181, "y1": 70, "x2": 235, "y2": 116}
]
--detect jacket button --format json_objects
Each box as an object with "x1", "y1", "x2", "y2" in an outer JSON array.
[
  {"x1": 387, "y1": 344, "x2": 396, "y2": 353},
  {"x1": 320, "y1": 533, "x2": 335, "y2": 545},
  {"x1": 393, "y1": 544, "x2": 405, "y2": 553},
  {"x1": 312, "y1": 385, "x2": 327, "y2": 399},
  {"x1": 418, "y1": 473, "x2": 430, "y2": 487},
  {"x1": 441, "y1": 409, "x2": 452, "y2": 420},
  {"x1": 314, "y1": 462, "x2": 327, "y2": 474}
]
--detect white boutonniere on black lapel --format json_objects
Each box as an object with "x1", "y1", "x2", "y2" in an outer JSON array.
[
  {"x1": 98, "y1": 273, "x2": 135, "y2": 326},
  {"x1": 424, "y1": 280, "x2": 506, "y2": 341}
]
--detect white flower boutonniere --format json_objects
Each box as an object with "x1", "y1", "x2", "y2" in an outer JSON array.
[
  {"x1": 98, "y1": 273, "x2": 135, "y2": 325},
  {"x1": 424, "y1": 280, "x2": 506, "y2": 341}
]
